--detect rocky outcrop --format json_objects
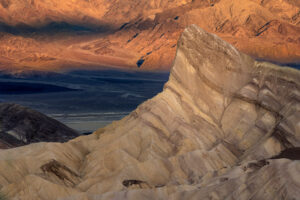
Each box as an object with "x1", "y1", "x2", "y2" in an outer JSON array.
[
  {"x1": 0, "y1": 0, "x2": 299, "y2": 72},
  {"x1": 0, "y1": 103, "x2": 79, "y2": 148},
  {"x1": 0, "y1": 25, "x2": 299, "y2": 199}
]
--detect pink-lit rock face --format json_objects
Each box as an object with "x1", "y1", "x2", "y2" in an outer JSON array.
[
  {"x1": 0, "y1": 0, "x2": 299, "y2": 72},
  {"x1": 0, "y1": 25, "x2": 299, "y2": 200}
]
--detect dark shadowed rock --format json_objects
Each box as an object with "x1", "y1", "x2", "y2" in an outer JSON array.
[
  {"x1": 0, "y1": 103, "x2": 79, "y2": 148},
  {"x1": 271, "y1": 147, "x2": 300, "y2": 160}
]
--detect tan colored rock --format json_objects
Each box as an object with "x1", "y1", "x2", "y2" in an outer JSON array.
[{"x1": 0, "y1": 25, "x2": 299, "y2": 200}]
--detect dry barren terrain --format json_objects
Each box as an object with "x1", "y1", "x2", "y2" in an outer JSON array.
[{"x1": 0, "y1": 0, "x2": 299, "y2": 72}]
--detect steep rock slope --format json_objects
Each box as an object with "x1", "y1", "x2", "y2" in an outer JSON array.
[
  {"x1": 0, "y1": 25, "x2": 299, "y2": 199},
  {"x1": 0, "y1": 103, "x2": 79, "y2": 149},
  {"x1": 0, "y1": 0, "x2": 299, "y2": 72},
  {"x1": 99, "y1": 0, "x2": 300, "y2": 70},
  {"x1": 0, "y1": 0, "x2": 190, "y2": 27}
]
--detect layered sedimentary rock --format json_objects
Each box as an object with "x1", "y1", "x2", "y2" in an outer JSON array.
[
  {"x1": 0, "y1": 103, "x2": 79, "y2": 149},
  {"x1": 0, "y1": 25, "x2": 299, "y2": 200},
  {"x1": 0, "y1": 0, "x2": 299, "y2": 72}
]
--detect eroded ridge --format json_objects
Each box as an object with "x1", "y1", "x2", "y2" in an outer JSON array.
[{"x1": 0, "y1": 25, "x2": 299, "y2": 200}]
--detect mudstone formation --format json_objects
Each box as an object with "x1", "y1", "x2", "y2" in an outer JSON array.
[{"x1": 0, "y1": 25, "x2": 299, "y2": 200}]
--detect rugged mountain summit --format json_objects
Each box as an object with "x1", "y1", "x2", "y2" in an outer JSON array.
[
  {"x1": 0, "y1": 103, "x2": 79, "y2": 149},
  {"x1": 0, "y1": 25, "x2": 299, "y2": 199},
  {"x1": 0, "y1": 0, "x2": 299, "y2": 72}
]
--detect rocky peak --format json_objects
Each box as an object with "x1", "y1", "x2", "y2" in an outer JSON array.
[
  {"x1": 168, "y1": 25, "x2": 254, "y2": 119},
  {"x1": 0, "y1": 25, "x2": 299, "y2": 199}
]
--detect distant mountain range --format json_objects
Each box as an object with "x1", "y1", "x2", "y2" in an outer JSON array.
[{"x1": 0, "y1": 0, "x2": 299, "y2": 72}]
